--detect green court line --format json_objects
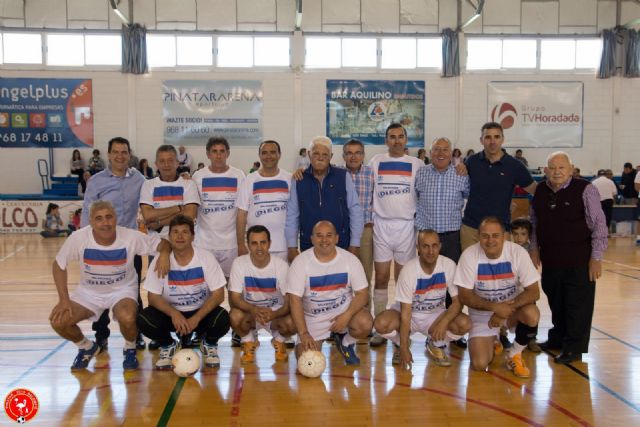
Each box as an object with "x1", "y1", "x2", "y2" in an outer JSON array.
[{"x1": 156, "y1": 377, "x2": 186, "y2": 427}]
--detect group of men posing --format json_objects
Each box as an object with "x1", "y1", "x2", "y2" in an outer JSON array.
[{"x1": 49, "y1": 121, "x2": 607, "y2": 379}]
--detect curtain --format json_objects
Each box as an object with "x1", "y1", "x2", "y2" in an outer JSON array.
[
  {"x1": 442, "y1": 28, "x2": 459, "y2": 77},
  {"x1": 623, "y1": 29, "x2": 640, "y2": 78},
  {"x1": 122, "y1": 24, "x2": 148, "y2": 75},
  {"x1": 597, "y1": 29, "x2": 616, "y2": 79}
]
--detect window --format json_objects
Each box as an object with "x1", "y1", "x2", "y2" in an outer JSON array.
[
  {"x1": 381, "y1": 38, "x2": 416, "y2": 69},
  {"x1": 217, "y1": 36, "x2": 253, "y2": 67},
  {"x1": 502, "y1": 39, "x2": 536, "y2": 68},
  {"x1": 3, "y1": 32, "x2": 42, "y2": 64},
  {"x1": 47, "y1": 34, "x2": 84, "y2": 66},
  {"x1": 177, "y1": 36, "x2": 212, "y2": 66},
  {"x1": 417, "y1": 38, "x2": 442, "y2": 68},
  {"x1": 540, "y1": 39, "x2": 576, "y2": 70},
  {"x1": 147, "y1": 34, "x2": 176, "y2": 67},
  {"x1": 342, "y1": 38, "x2": 377, "y2": 67},
  {"x1": 466, "y1": 39, "x2": 502, "y2": 70},
  {"x1": 305, "y1": 37, "x2": 341, "y2": 68},
  {"x1": 85, "y1": 34, "x2": 121, "y2": 65},
  {"x1": 254, "y1": 37, "x2": 290, "y2": 66},
  {"x1": 576, "y1": 39, "x2": 602, "y2": 69}
]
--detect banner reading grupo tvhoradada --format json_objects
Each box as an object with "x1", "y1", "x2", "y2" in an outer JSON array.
[
  {"x1": 0, "y1": 78, "x2": 93, "y2": 148},
  {"x1": 487, "y1": 81, "x2": 583, "y2": 148},
  {"x1": 327, "y1": 80, "x2": 425, "y2": 147},
  {"x1": 163, "y1": 80, "x2": 263, "y2": 146}
]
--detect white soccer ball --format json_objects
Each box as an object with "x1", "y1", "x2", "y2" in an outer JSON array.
[
  {"x1": 16, "y1": 416, "x2": 26, "y2": 424},
  {"x1": 297, "y1": 350, "x2": 326, "y2": 378},
  {"x1": 172, "y1": 349, "x2": 200, "y2": 377}
]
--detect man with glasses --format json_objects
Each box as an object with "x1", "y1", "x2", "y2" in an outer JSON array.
[{"x1": 530, "y1": 152, "x2": 607, "y2": 364}]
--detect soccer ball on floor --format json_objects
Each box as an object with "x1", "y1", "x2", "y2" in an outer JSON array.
[
  {"x1": 297, "y1": 350, "x2": 326, "y2": 378},
  {"x1": 172, "y1": 349, "x2": 200, "y2": 377}
]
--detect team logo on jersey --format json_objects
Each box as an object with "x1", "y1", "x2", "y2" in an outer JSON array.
[
  {"x1": 252, "y1": 180, "x2": 288, "y2": 195},
  {"x1": 4, "y1": 388, "x2": 39, "y2": 423},
  {"x1": 378, "y1": 161, "x2": 412, "y2": 177},
  {"x1": 477, "y1": 262, "x2": 515, "y2": 281},
  {"x1": 415, "y1": 272, "x2": 447, "y2": 294},
  {"x1": 310, "y1": 273, "x2": 348, "y2": 292},
  {"x1": 202, "y1": 177, "x2": 238, "y2": 193},
  {"x1": 153, "y1": 186, "x2": 184, "y2": 202},
  {"x1": 168, "y1": 267, "x2": 206, "y2": 288},
  {"x1": 245, "y1": 276, "x2": 277, "y2": 293},
  {"x1": 83, "y1": 248, "x2": 127, "y2": 266}
]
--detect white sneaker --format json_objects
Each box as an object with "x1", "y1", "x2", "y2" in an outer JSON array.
[
  {"x1": 201, "y1": 341, "x2": 220, "y2": 367},
  {"x1": 156, "y1": 341, "x2": 177, "y2": 370},
  {"x1": 369, "y1": 334, "x2": 387, "y2": 347}
]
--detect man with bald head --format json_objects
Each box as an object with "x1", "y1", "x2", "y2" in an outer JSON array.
[
  {"x1": 530, "y1": 151, "x2": 608, "y2": 364},
  {"x1": 287, "y1": 221, "x2": 372, "y2": 365}
]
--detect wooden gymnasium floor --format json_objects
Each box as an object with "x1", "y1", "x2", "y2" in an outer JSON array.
[{"x1": 1, "y1": 234, "x2": 639, "y2": 426}]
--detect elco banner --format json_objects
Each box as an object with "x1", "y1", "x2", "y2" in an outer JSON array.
[{"x1": 487, "y1": 81, "x2": 583, "y2": 148}]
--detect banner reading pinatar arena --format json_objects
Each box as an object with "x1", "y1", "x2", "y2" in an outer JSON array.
[
  {"x1": 0, "y1": 78, "x2": 93, "y2": 148},
  {"x1": 487, "y1": 81, "x2": 584, "y2": 148},
  {"x1": 162, "y1": 80, "x2": 263, "y2": 146},
  {"x1": 327, "y1": 80, "x2": 425, "y2": 147}
]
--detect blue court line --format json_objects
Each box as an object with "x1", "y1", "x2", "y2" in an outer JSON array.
[
  {"x1": 0, "y1": 334, "x2": 124, "y2": 341},
  {"x1": 592, "y1": 326, "x2": 640, "y2": 352},
  {"x1": 0, "y1": 348, "x2": 54, "y2": 352},
  {"x1": 5, "y1": 340, "x2": 67, "y2": 389},
  {"x1": 605, "y1": 269, "x2": 640, "y2": 281}
]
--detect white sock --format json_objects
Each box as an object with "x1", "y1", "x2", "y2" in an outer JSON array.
[
  {"x1": 241, "y1": 330, "x2": 256, "y2": 343},
  {"x1": 123, "y1": 340, "x2": 136, "y2": 350},
  {"x1": 342, "y1": 333, "x2": 357, "y2": 347},
  {"x1": 380, "y1": 330, "x2": 400, "y2": 346},
  {"x1": 271, "y1": 329, "x2": 285, "y2": 343},
  {"x1": 373, "y1": 289, "x2": 388, "y2": 316},
  {"x1": 75, "y1": 337, "x2": 93, "y2": 350},
  {"x1": 431, "y1": 338, "x2": 447, "y2": 348},
  {"x1": 508, "y1": 342, "x2": 526, "y2": 357}
]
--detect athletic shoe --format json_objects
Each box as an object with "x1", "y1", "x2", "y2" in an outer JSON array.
[
  {"x1": 392, "y1": 345, "x2": 401, "y2": 366},
  {"x1": 122, "y1": 348, "x2": 139, "y2": 370},
  {"x1": 156, "y1": 341, "x2": 178, "y2": 370},
  {"x1": 332, "y1": 333, "x2": 360, "y2": 365},
  {"x1": 272, "y1": 338, "x2": 288, "y2": 362},
  {"x1": 231, "y1": 332, "x2": 241, "y2": 347},
  {"x1": 451, "y1": 337, "x2": 467, "y2": 349},
  {"x1": 527, "y1": 340, "x2": 542, "y2": 353},
  {"x1": 148, "y1": 340, "x2": 161, "y2": 350},
  {"x1": 369, "y1": 334, "x2": 387, "y2": 347},
  {"x1": 96, "y1": 337, "x2": 108, "y2": 352},
  {"x1": 494, "y1": 339, "x2": 504, "y2": 356},
  {"x1": 426, "y1": 340, "x2": 451, "y2": 367},
  {"x1": 240, "y1": 341, "x2": 257, "y2": 364},
  {"x1": 284, "y1": 336, "x2": 295, "y2": 349},
  {"x1": 190, "y1": 332, "x2": 202, "y2": 348},
  {"x1": 201, "y1": 341, "x2": 221, "y2": 367},
  {"x1": 136, "y1": 333, "x2": 146, "y2": 350},
  {"x1": 507, "y1": 352, "x2": 530, "y2": 378},
  {"x1": 71, "y1": 342, "x2": 100, "y2": 370}
]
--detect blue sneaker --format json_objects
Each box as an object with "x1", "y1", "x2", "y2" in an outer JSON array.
[
  {"x1": 71, "y1": 341, "x2": 100, "y2": 370},
  {"x1": 332, "y1": 333, "x2": 360, "y2": 365},
  {"x1": 122, "y1": 348, "x2": 139, "y2": 370}
]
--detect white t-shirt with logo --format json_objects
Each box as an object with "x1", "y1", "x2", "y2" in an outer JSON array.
[
  {"x1": 193, "y1": 166, "x2": 246, "y2": 250},
  {"x1": 236, "y1": 170, "x2": 292, "y2": 253},
  {"x1": 144, "y1": 247, "x2": 226, "y2": 312},
  {"x1": 139, "y1": 176, "x2": 200, "y2": 237},
  {"x1": 228, "y1": 254, "x2": 289, "y2": 310},
  {"x1": 55, "y1": 225, "x2": 160, "y2": 294},
  {"x1": 286, "y1": 247, "x2": 368, "y2": 320},
  {"x1": 368, "y1": 153, "x2": 424, "y2": 221},
  {"x1": 395, "y1": 255, "x2": 458, "y2": 314},
  {"x1": 454, "y1": 241, "x2": 540, "y2": 316}
]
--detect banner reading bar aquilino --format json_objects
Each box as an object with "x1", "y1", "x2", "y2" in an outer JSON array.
[
  {"x1": 327, "y1": 80, "x2": 425, "y2": 147},
  {"x1": 163, "y1": 80, "x2": 263, "y2": 146},
  {"x1": 487, "y1": 81, "x2": 584, "y2": 148},
  {"x1": 0, "y1": 78, "x2": 93, "y2": 148}
]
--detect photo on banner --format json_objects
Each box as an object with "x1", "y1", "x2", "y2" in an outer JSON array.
[
  {"x1": 326, "y1": 80, "x2": 425, "y2": 147},
  {"x1": 487, "y1": 81, "x2": 584, "y2": 148},
  {"x1": 162, "y1": 80, "x2": 263, "y2": 147},
  {"x1": 0, "y1": 78, "x2": 93, "y2": 148}
]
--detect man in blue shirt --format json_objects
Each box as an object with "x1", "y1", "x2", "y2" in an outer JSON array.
[
  {"x1": 461, "y1": 122, "x2": 536, "y2": 250},
  {"x1": 81, "y1": 137, "x2": 146, "y2": 351}
]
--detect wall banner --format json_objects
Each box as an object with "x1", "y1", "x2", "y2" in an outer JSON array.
[
  {"x1": 487, "y1": 81, "x2": 584, "y2": 148},
  {"x1": 0, "y1": 200, "x2": 83, "y2": 234},
  {"x1": 0, "y1": 78, "x2": 93, "y2": 148},
  {"x1": 326, "y1": 80, "x2": 425, "y2": 147},
  {"x1": 162, "y1": 80, "x2": 263, "y2": 146}
]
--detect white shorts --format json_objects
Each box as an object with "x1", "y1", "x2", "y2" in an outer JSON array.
[
  {"x1": 389, "y1": 303, "x2": 461, "y2": 341},
  {"x1": 469, "y1": 311, "x2": 505, "y2": 339},
  {"x1": 373, "y1": 218, "x2": 416, "y2": 264},
  {"x1": 302, "y1": 305, "x2": 350, "y2": 342},
  {"x1": 71, "y1": 285, "x2": 138, "y2": 322},
  {"x1": 209, "y1": 248, "x2": 237, "y2": 278}
]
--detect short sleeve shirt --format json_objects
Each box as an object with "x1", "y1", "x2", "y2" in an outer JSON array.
[
  {"x1": 228, "y1": 254, "x2": 289, "y2": 310},
  {"x1": 139, "y1": 176, "x2": 200, "y2": 237},
  {"x1": 395, "y1": 255, "x2": 458, "y2": 314}
]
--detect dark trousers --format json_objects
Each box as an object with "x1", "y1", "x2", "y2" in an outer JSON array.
[
  {"x1": 137, "y1": 306, "x2": 230, "y2": 347},
  {"x1": 440, "y1": 231, "x2": 461, "y2": 307},
  {"x1": 601, "y1": 199, "x2": 613, "y2": 228},
  {"x1": 92, "y1": 255, "x2": 143, "y2": 340},
  {"x1": 541, "y1": 265, "x2": 595, "y2": 353}
]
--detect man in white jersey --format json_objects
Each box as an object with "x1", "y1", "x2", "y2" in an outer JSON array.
[
  {"x1": 236, "y1": 140, "x2": 292, "y2": 261},
  {"x1": 50, "y1": 201, "x2": 170, "y2": 371},
  {"x1": 229, "y1": 225, "x2": 295, "y2": 363},
  {"x1": 374, "y1": 230, "x2": 471, "y2": 369},
  {"x1": 368, "y1": 123, "x2": 425, "y2": 346},
  {"x1": 455, "y1": 217, "x2": 541, "y2": 378},
  {"x1": 192, "y1": 137, "x2": 246, "y2": 277},
  {"x1": 139, "y1": 144, "x2": 199, "y2": 238},
  {"x1": 287, "y1": 221, "x2": 373, "y2": 365},
  {"x1": 138, "y1": 215, "x2": 230, "y2": 369}
]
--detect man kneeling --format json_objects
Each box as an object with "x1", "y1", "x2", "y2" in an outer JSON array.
[
  {"x1": 287, "y1": 221, "x2": 373, "y2": 365},
  {"x1": 229, "y1": 225, "x2": 295, "y2": 363},
  {"x1": 455, "y1": 217, "x2": 540, "y2": 378},
  {"x1": 374, "y1": 230, "x2": 471, "y2": 369},
  {"x1": 138, "y1": 215, "x2": 230, "y2": 369},
  {"x1": 50, "y1": 200, "x2": 169, "y2": 371}
]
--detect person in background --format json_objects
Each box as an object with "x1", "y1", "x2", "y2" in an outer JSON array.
[
  {"x1": 70, "y1": 149, "x2": 86, "y2": 194},
  {"x1": 128, "y1": 150, "x2": 140, "y2": 169},
  {"x1": 591, "y1": 169, "x2": 618, "y2": 229},
  {"x1": 451, "y1": 148, "x2": 463, "y2": 167},
  {"x1": 417, "y1": 148, "x2": 429, "y2": 165},
  {"x1": 296, "y1": 148, "x2": 310, "y2": 170},
  {"x1": 177, "y1": 146, "x2": 193, "y2": 175},
  {"x1": 196, "y1": 162, "x2": 205, "y2": 172},
  {"x1": 138, "y1": 158, "x2": 154, "y2": 179},
  {"x1": 620, "y1": 162, "x2": 638, "y2": 205},
  {"x1": 41, "y1": 203, "x2": 69, "y2": 238},
  {"x1": 573, "y1": 168, "x2": 583, "y2": 179},
  {"x1": 249, "y1": 161, "x2": 261, "y2": 173},
  {"x1": 463, "y1": 149, "x2": 475, "y2": 163},
  {"x1": 514, "y1": 149, "x2": 529, "y2": 167},
  {"x1": 88, "y1": 149, "x2": 106, "y2": 175},
  {"x1": 68, "y1": 208, "x2": 82, "y2": 233}
]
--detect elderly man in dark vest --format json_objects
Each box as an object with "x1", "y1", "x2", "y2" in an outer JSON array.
[{"x1": 530, "y1": 151, "x2": 608, "y2": 364}]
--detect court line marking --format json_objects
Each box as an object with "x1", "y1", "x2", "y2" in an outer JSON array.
[
  {"x1": 229, "y1": 370, "x2": 245, "y2": 425},
  {"x1": 156, "y1": 377, "x2": 186, "y2": 427},
  {"x1": 591, "y1": 326, "x2": 640, "y2": 352},
  {"x1": 5, "y1": 340, "x2": 67, "y2": 389},
  {"x1": 604, "y1": 269, "x2": 640, "y2": 280},
  {"x1": 602, "y1": 260, "x2": 640, "y2": 271},
  {"x1": 0, "y1": 245, "x2": 25, "y2": 262}
]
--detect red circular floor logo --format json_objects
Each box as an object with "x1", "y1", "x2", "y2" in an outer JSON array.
[{"x1": 4, "y1": 389, "x2": 39, "y2": 423}]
